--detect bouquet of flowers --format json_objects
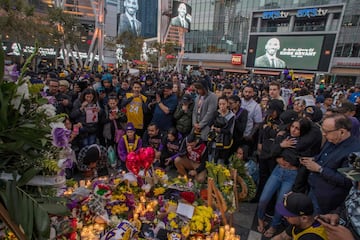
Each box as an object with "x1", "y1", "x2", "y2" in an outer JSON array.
[
  {"x1": 206, "y1": 162, "x2": 236, "y2": 213},
  {"x1": 0, "y1": 44, "x2": 70, "y2": 239},
  {"x1": 229, "y1": 154, "x2": 257, "y2": 201}
]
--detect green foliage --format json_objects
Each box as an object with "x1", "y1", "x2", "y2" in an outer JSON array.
[
  {"x1": 0, "y1": 41, "x2": 71, "y2": 239},
  {"x1": 117, "y1": 31, "x2": 144, "y2": 61},
  {"x1": 147, "y1": 41, "x2": 178, "y2": 68},
  {"x1": 47, "y1": 7, "x2": 83, "y2": 47},
  {"x1": 0, "y1": 180, "x2": 70, "y2": 239}
]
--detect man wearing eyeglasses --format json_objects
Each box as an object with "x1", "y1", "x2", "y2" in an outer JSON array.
[{"x1": 300, "y1": 113, "x2": 360, "y2": 215}]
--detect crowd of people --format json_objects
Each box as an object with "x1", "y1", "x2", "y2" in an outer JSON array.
[{"x1": 30, "y1": 66, "x2": 360, "y2": 240}]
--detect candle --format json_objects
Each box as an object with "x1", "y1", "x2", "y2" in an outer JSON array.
[
  {"x1": 219, "y1": 226, "x2": 225, "y2": 240},
  {"x1": 86, "y1": 180, "x2": 91, "y2": 188},
  {"x1": 80, "y1": 180, "x2": 85, "y2": 187}
]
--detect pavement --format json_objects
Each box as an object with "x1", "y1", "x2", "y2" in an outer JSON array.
[{"x1": 233, "y1": 202, "x2": 263, "y2": 240}]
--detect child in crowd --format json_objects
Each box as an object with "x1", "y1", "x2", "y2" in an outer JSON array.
[
  {"x1": 117, "y1": 122, "x2": 142, "y2": 169},
  {"x1": 160, "y1": 128, "x2": 182, "y2": 168},
  {"x1": 174, "y1": 133, "x2": 208, "y2": 183},
  {"x1": 102, "y1": 94, "x2": 127, "y2": 148},
  {"x1": 77, "y1": 144, "x2": 108, "y2": 178}
]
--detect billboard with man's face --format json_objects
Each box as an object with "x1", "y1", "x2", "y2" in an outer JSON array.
[
  {"x1": 246, "y1": 34, "x2": 336, "y2": 72},
  {"x1": 117, "y1": 0, "x2": 158, "y2": 38},
  {"x1": 170, "y1": 1, "x2": 192, "y2": 31}
]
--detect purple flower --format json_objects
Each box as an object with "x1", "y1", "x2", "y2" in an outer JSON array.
[
  {"x1": 125, "y1": 193, "x2": 135, "y2": 209},
  {"x1": 52, "y1": 127, "x2": 71, "y2": 147},
  {"x1": 46, "y1": 96, "x2": 56, "y2": 105}
]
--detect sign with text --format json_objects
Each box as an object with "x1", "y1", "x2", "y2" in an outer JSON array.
[
  {"x1": 246, "y1": 34, "x2": 336, "y2": 72},
  {"x1": 262, "y1": 10, "x2": 289, "y2": 20},
  {"x1": 231, "y1": 54, "x2": 242, "y2": 65}
]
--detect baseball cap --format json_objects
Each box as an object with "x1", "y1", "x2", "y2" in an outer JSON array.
[
  {"x1": 304, "y1": 106, "x2": 323, "y2": 123},
  {"x1": 163, "y1": 82, "x2": 173, "y2": 89},
  {"x1": 279, "y1": 110, "x2": 298, "y2": 130},
  {"x1": 276, "y1": 192, "x2": 314, "y2": 217},
  {"x1": 266, "y1": 99, "x2": 284, "y2": 116},
  {"x1": 338, "y1": 152, "x2": 360, "y2": 181},
  {"x1": 182, "y1": 94, "x2": 192, "y2": 103},
  {"x1": 126, "y1": 122, "x2": 136, "y2": 131}
]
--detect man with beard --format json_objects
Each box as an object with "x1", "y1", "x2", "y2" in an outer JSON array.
[{"x1": 241, "y1": 85, "x2": 263, "y2": 155}]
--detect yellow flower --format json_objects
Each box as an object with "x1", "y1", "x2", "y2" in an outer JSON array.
[
  {"x1": 170, "y1": 220, "x2": 178, "y2": 229},
  {"x1": 155, "y1": 169, "x2": 165, "y2": 178},
  {"x1": 196, "y1": 221, "x2": 203, "y2": 231},
  {"x1": 114, "y1": 178, "x2": 122, "y2": 185},
  {"x1": 168, "y1": 212, "x2": 177, "y2": 220},
  {"x1": 204, "y1": 219, "x2": 211, "y2": 233},
  {"x1": 81, "y1": 205, "x2": 88, "y2": 212},
  {"x1": 223, "y1": 168, "x2": 231, "y2": 177},
  {"x1": 153, "y1": 187, "x2": 165, "y2": 196}
]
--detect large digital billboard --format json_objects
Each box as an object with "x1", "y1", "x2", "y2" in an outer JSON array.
[
  {"x1": 117, "y1": 0, "x2": 158, "y2": 38},
  {"x1": 246, "y1": 34, "x2": 336, "y2": 72},
  {"x1": 170, "y1": 1, "x2": 192, "y2": 31}
]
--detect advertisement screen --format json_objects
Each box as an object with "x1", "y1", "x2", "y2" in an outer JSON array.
[
  {"x1": 170, "y1": 1, "x2": 192, "y2": 31},
  {"x1": 246, "y1": 34, "x2": 336, "y2": 72},
  {"x1": 117, "y1": 0, "x2": 158, "y2": 38}
]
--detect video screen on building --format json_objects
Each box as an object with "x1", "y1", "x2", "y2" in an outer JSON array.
[
  {"x1": 170, "y1": 1, "x2": 192, "y2": 31},
  {"x1": 246, "y1": 34, "x2": 336, "y2": 72},
  {"x1": 117, "y1": 0, "x2": 158, "y2": 39}
]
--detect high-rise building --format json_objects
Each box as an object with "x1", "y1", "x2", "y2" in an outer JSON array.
[{"x1": 182, "y1": 0, "x2": 360, "y2": 84}]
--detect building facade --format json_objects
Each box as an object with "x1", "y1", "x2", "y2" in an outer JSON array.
[{"x1": 182, "y1": 0, "x2": 360, "y2": 84}]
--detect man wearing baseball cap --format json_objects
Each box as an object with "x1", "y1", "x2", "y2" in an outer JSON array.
[{"x1": 273, "y1": 192, "x2": 328, "y2": 240}]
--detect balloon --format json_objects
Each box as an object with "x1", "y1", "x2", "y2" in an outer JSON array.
[
  {"x1": 126, "y1": 152, "x2": 140, "y2": 175},
  {"x1": 139, "y1": 147, "x2": 155, "y2": 170}
]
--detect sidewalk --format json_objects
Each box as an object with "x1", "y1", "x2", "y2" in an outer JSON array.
[{"x1": 233, "y1": 202, "x2": 263, "y2": 240}]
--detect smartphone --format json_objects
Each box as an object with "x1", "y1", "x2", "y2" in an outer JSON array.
[{"x1": 73, "y1": 126, "x2": 79, "y2": 134}]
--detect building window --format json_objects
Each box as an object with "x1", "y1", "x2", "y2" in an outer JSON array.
[
  {"x1": 352, "y1": 43, "x2": 360, "y2": 57},
  {"x1": 335, "y1": 44, "x2": 343, "y2": 57}
]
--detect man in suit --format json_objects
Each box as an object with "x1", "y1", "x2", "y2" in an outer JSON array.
[
  {"x1": 170, "y1": 2, "x2": 190, "y2": 29},
  {"x1": 118, "y1": 0, "x2": 141, "y2": 36},
  {"x1": 255, "y1": 38, "x2": 286, "y2": 68}
]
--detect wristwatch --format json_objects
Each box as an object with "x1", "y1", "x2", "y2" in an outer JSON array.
[{"x1": 318, "y1": 166, "x2": 324, "y2": 174}]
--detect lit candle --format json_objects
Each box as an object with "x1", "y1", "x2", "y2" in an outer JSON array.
[
  {"x1": 86, "y1": 180, "x2": 91, "y2": 188},
  {"x1": 79, "y1": 180, "x2": 85, "y2": 187},
  {"x1": 219, "y1": 226, "x2": 225, "y2": 240}
]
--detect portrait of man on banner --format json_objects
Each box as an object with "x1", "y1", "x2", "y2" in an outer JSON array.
[
  {"x1": 254, "y1": 37, "x2": 286, "y2": 68},
  {"x1": 118, "y1": 0, "x2": 142, "y2": 36},
  {"x1": 170, "y1": 1, "x2": 192, "y2": 31}
]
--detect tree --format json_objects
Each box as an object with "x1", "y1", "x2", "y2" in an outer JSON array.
[
  {"x1": 147, "y1": 41, "x2": 177, "y2": 70},
  {"x1": 0, "y1": 0, "x2": 48, "y2": 62},
  {"x1": 47, "y1": 7, "x2": 83, "y2": 68},
  {"x1": 116, "y1": 31, "x2": 144, "y2": 62}
]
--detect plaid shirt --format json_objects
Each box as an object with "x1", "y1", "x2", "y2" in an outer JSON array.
[{"x1": 77, "y1": 145, "x2": 108, "y2": 171}]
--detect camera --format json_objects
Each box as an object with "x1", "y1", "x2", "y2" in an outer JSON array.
[
  {"x1": 348, "y1": 152, "x2": 360, "y2": 169},
  {"x1": 208, "y1": 129, "x2": 217, "y2": 142}
]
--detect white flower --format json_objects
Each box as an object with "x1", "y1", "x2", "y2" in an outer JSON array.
[
  {"x1": 10, "y1": 81, "x2": 30, "y2": 114},
  {"x1": 37, "y1": 104, "x2": 57, "y2": 117},
  {"x1": 49, "y1": 122, "x2": 66, "y2": 130}
]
